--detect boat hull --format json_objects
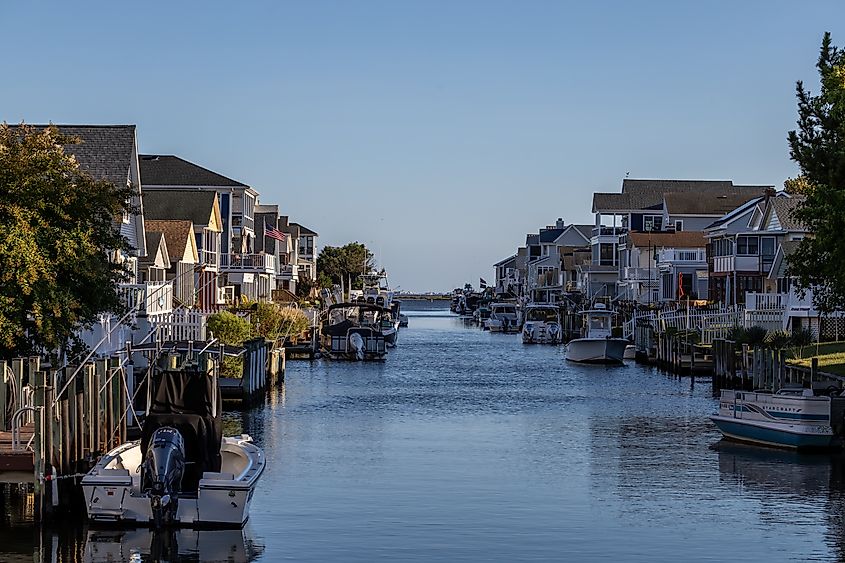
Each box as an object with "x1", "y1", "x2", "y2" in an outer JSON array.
[
  {"x1": 82, "y1": 436, "x2": 265, "y2": 528},
  {"x1": 710, "y1": 415, "x2": 835, "y2": 450},
  {"x1": 565, "y1": 338, "x2": 627, "y2": 364}
]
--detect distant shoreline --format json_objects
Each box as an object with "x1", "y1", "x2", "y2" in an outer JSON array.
[{"x1": 397, "y1": 294, "x2": 451, "y2": 300}]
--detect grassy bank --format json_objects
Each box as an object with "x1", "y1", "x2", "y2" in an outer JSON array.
[{"x1": 787, "y1": 341, "x2": 845, "y2": 377}]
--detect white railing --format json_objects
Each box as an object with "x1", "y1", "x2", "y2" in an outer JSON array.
[
  {"x1": 277, "y1": 263, "x2": 296, "y2": 277},
  {"x1": 221, "y1": 253, "x2": 276, "y2": 273},
  {"x1": 744, "y1": 310, "x2": 784, "y2": 332},
  {"x1": 745, "y1": 292, "x2": 786, "y2": 311},
  {"x1": 154, "y1": 309, "x2": 207, "y2": 342},
  {"x1": 118, "y1": 281, "x2": 173, "y2": 316},
  {"x1": 623, "y1": 267, "x2": 656, "y2": 281},
  {"x1": 658, "y1": 248, "x2": 706, "y2": 263},
  {"x1": 199, "y1": 248, "x2": 219, "y2": 269}
]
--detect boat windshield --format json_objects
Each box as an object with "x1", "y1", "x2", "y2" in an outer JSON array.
[
  {"x1": 494, "y1": 306, "x2": 516, "y2": 315},
  {"x1": 526, "y1": 308, "x2": 557, "y2": 322},
  {"x1": 589, "y1": 315, "x2": 610, "y2": 331}
]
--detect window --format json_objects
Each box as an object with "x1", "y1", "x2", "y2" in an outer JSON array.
[
  {"x1": 243, "y1": 194, "x2": 254, "y2": 220},
  {"x1": 599, "y1": 243, "x2": 615, "y2": 266},
  {"x1": 643, "y1": 215, "x2": 663, "y2": 232},
  {"x1": 760, "y1": 237, "x2": 776, "y2": 257},
  {"x1": 736, "y1": 236, "x2": 759, "y2": 255},
  {"x1": 675, "y1": 220, "x2": 683, "y2": 232}
]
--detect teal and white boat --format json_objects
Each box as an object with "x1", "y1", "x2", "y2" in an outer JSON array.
[{"x1": 710, "y1": 389, "x2": 838, "y2": 450}]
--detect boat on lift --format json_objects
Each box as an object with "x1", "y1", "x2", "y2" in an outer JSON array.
[
  {"x1": 82, "y1": 363, "x2": 265, "y2": 528},
  {"x1": 522, "y1": 303, "x2": 562, "y2": 344},
  {"x1": 321, "y1": 302, "x2": 389, "y2": 360},
  {"x1": 565, "y1": 303, "x2": 628, "y2": 364}
]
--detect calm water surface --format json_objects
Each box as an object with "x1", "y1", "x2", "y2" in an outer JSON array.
[{"x1": 3, "y1": 301, "x2": 845, "y2": 561}]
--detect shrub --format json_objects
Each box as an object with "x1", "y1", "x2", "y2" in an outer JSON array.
[
  {"x1": 790, "y1": 328, "x2": 814, "y2": 359},
  {"x1": 251, "y1": 303, "x2": 311, "y2": 341},
  {"x1": 765, "y1": 330, "x2": 793, "y2": 350},
  {"x1": 745, "y1": 326, "x2": 769, "y2": 347},
  {"x1": 207, "y1": 311, "x2": 251, "y2": 346}
]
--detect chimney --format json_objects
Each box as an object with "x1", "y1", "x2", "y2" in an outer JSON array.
[{"x1": 556, "y1": 218, "x2": 565, "y2": 229}]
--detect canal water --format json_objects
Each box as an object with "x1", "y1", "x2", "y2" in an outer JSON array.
[{"x1": 3, "y1": 301, "x2": 845, "y2": 561}]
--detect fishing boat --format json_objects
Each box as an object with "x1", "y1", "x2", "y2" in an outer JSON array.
[
  {"x1": 522, "y1": 304, "x2": 562, "y2": 344},
  {"x1": 82, "y1": 365, "x2": 265, "y2": 528},
  {"x1": 710, "y1": 388, "x2": 840, "y2": 450},
  {"x1": 486, "y1": 302, "x2": 520, "y2": 333},
  {"x1": 565, "y1": 304, "x2": 628, "y2": 364},
  {"x1": 398, "y1": 313, "x2": 409, "y2": 327},
  {"x1": 321, "y1": 302, "x2": 389, "y2": 360}
]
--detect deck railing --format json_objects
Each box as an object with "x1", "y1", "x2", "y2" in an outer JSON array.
[
  {"x1": 220, "y1": 253, "x2": 276, "y2": 273},
  {"x1": 117, "y1": 281, "x2": 173, "y2": 316}
]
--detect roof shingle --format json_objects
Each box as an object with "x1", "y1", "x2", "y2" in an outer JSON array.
[{"x1": 140, "y1": 154, "x2": 247, "y2": 187}]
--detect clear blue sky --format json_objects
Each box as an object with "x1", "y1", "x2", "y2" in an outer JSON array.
[{"x1": 2, "y1": 1, "x2": 843, "y2": 291}]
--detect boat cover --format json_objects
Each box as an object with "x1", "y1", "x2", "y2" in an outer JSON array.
[{"x1": 141, "y1": 368, "x2": 223, "y2": 492}]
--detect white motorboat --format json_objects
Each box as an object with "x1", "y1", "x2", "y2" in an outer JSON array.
[
  {"x1": 565, "y1": 304, "x2": 628, "y2": 364},
  {"x1": 522, "y1": 304, "x2": 562, "y2": 344},
  {"x1": 486, "y1": 302, "x2": 520, "y2": 333},
  {"x1": 82, "y1": 366, "x2": 265, "y2": 527},
  {"x1": 710, "y1": 388, "x2": 839, "y2": 450}
]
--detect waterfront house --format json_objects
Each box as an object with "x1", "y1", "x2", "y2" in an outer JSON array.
[
  {"x1": 143, "y1": 190, "x2": 224, "y2": 310},
  {"x1": 140, "y1": 155, "x2": 275, "y2": 303},
  {"x1": 255, "y1": 206, "x2": 300, "y2": 295},
  {"x1": 493, "y1": 254, "x2": 519, "y2": 297},
  {"x1": 524, "y1": 221, "x2": 592, "y2": 303},
  {"x1": 592, "y1": 179, "x2": 769, "y2": 302},
  {"x1": 144, "y1": 220, "x2": 199, "y2": 307},
  {"x1": 291, "y1": 222, "x2": 319, "y2": 283}
]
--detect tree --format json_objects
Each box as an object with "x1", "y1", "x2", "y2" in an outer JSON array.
[
  {"x1": 250, "y1": 302, "x2": 310, "y2": 341},
  {"x1": 786, "y1": 33, "x2": 845, "y2": 313},
  {"x1": 0, "y1": 124, "x2": 133, "y2": 358},
  {"x1": 316, "y1": 242, "x2": 374, "y2": 289}
]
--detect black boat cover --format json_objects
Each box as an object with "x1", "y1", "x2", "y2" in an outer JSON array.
[{"x1": 141, "y1": 368, "x2": 223, "y2": 492}]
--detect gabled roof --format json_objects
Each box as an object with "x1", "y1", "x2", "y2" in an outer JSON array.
[
  {"x1": 570, "y1": 225, "x2": 594, "y2": 239},
  {"x1": 770, "y1": 240, "x2": 802, "y2": 279},
  {"x1": 493, "y1": 254, "x2": 517, "y2": 267},
  {"x1": 539, "y1": 227, "x2": 566, "y2": 243},
  {"x1": 290, "y1": 222, "x2": 318, "y2": 236},
  {"x1": 13, "y1": 125, "x2": 138, "y2": 188},
  {"x1": 139, "y1": 154, "x2": 248, "y2": 187},
  {"x1": 140, "y1": 231, "x2": 171, "y2": 269},
  {"x1": 628, "y1": 231, "x2": 707, "y2": 248},
  {"x1": 593, "y1": 179, "x2": 770, "y2": 213},
  {"x1": 144, "y1": 219, "x2": 198, "y2": 263},
  {"x1": 768, "y1": 196, "x2": 807, "y2": 231},
  {"x1": 704, "y1": 196, "x2": 766, "y2": 232},
  {"x1": 142, "y1": 190, "x2": 222, "y2": 231},
  {"x1": 526, "y1": 234, "x2": 539, "y2": 245},
  {"x1": 663, "y1": 192, "x2": 762, "y2": 216}
]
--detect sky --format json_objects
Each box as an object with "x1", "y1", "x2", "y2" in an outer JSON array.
[{"x1": 2, "y1": 1, "x2": 844, "y2": 292}]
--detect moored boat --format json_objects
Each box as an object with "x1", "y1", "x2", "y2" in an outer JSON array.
[
  {"x1": 82, "y1": 365, "x2": 265, "y2": 528},
  {"x1": 710, "y1": 388, "x2": 840, "y2": 450},
  {"x1": 321, "y1": 302, "x2": 389, "y2": 360},
  {"x1": 522, "y1": 304, "x2": 562, "y2": 344},
  {"x1": 486, "y1": 302, "x2": 520, "y2": 333},
  {"x1": 565, "y1": 304, "x2": 627, "y2": 364}
]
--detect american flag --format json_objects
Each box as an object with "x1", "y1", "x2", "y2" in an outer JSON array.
[{"x1": 265, "y1": 222, "x2": 287, "y2": 242}]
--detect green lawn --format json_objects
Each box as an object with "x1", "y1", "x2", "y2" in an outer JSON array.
[{"x1": 788, "y1": 341, "x2": 845, "y2": 377}]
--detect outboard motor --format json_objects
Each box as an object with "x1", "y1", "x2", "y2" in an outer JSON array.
[
  {"x1": 349, "y1": 332, "x2": 366, "y2": 361},
  {"x1": 142, "y1": 426, "x2": 186, "y2": 526}
]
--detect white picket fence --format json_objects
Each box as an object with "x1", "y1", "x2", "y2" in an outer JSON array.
[{"x1": 154, "y1": 309, "x2": 207, "y2": 342}]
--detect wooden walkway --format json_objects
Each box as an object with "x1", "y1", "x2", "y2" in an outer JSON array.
[{"x1": 0, "y1": 423, "x2": 35, "y2": 481}]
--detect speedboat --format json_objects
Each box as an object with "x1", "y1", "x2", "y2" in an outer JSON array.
[
  {"x1": 82, "y1": 365, "x2": 265, "y2": 528},
  {"x1": 522, "y1": 304, "x2": 562, "y2": 344},
  {"x1": 710, "y1": 388, "x2": 839, "y2": 450},
  {"x1": 321, "y1": 302, "x2": 388, "y2": 360},
  {"x1": 398, "y1": 313, "x2": 409, "y2": 327},
  {"x1": 486, "y1": 302, "x2": 520, "y2": 333},
  {"x1": 565, "y1": 304, "x2": 628, "y2": 364}
]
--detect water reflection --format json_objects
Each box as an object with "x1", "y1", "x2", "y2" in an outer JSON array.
[{"x1": 82, "y1": 528, "x2": 263, "y2": 563}]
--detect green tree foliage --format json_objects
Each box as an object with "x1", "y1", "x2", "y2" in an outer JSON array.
[
  {"x1": 0, "y1": 124, "x2": 133, "y2": 358},
  {"x1": 787, "y1": 33, "x2": 845, "y2": 312},
  {"x1": 207, "y1": 311, "x2": 251, "y2": 346},
  {"x1": 316, "y1": 242, "x2": 374, "y2": 289}
]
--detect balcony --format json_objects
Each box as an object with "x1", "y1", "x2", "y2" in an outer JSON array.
[
  {"x1": 745, "y1": 292, "x2": 785, "y2": 311},
  {"x1": 118, "y1": 281, "x2": 173, "y2": 317},
  {"x1": 713, "y1": 255, "x2": 764, "y2": 274},
  {"x1": 220, "y1": 253, "x2": 276, "y2": 274},
  {"x1": 198, "y1": 249, "x2": 219, "y2": 270},
  {"x1": 658, "y1": 248, "x2": 706, "y2": 264},
  {"x1": 622, "y1": 267, "x2": 657, "y2": 281},
  {"x1": 276, "y1": 263, "x2": 298, "y2": 280}
]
